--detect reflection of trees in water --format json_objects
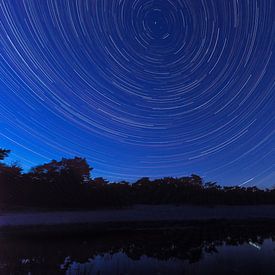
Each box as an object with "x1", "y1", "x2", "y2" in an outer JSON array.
[{"x1": 0, "y1": 222, "x2": 275, "y2": 273}]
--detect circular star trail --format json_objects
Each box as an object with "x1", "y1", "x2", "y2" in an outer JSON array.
[{"x1": 0, "y1": 0, "x2": 274, "y2": 186}]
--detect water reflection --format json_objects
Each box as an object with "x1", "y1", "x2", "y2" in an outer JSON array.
[{"x1": 1, "y1": 222, "x2": 275, "y2": 274}]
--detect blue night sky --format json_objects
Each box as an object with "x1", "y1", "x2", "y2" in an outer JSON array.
[{"x1": 0, "y1": 0, "x2": 274, "y2": 187}]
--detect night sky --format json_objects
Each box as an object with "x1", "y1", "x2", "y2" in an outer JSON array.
[{"x1": 1, "y1": 0, "x2": 274, "y2": 187}]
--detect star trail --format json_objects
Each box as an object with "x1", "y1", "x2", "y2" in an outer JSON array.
[{"x1": 0, "y1": 0, "x2": 274, "y2": 187}]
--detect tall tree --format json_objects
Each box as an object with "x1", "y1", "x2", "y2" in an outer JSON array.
[
  {"x1": 0, "y1": 149, "x2": 10, "y2": 160},
  {"x1": 30, "y1": 157, "x2": 92, "y2": 184}
]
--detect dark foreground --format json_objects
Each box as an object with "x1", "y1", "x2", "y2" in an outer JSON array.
[
  {"x1": 3, "y1": 205, "x2": 275, "y2": 232},
  {"x1": 2, "y1": 205, "x2": 275, "y2": 274},
  {"x1": 1, "y1": 220, "x2": 275, "y2": 274}
]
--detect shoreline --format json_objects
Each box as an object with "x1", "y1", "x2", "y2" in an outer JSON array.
[{"x1": 2, "y1": 205, "x2": 275, "y2": 235}]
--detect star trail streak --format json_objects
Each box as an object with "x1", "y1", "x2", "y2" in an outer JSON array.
[{"x1": 0, "y1": 0, "x2": 274, "y2": 187}]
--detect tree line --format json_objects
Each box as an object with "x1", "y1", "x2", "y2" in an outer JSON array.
[{"x1": 0, "y1": 148, "x2": 274, "y2": 209}]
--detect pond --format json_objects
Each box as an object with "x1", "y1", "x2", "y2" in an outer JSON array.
[{"x1": 1, "y1": 222, "x2": 275, "y2": 274}]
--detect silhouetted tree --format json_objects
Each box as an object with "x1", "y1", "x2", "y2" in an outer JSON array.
[
  {"x1": 30, "y1": 157, "x2": 92, "y2": 184},
  {"x1": 0, "y1": 148, "x2": 10, "y2": 160},
  {"x1": 190, "y1": 174, "x2": 203, "y2": 186},
  {"x1": 0, "y1": 149, "x2": 23, "y2": 206},
  {"x1": 91, "y1": 177, "x2": 109, "y2": 187},
  {"x1": 1, "y1": 147, "x2": 275, "y2": 209}
]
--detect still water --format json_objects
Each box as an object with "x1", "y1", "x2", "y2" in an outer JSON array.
[{"x1": 1, "y1": 224, "x2": 275, "y2": 274}]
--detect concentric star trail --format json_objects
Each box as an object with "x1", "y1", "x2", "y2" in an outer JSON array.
[{"x1": 0, "y1": 0, "x2": 274, "y2": 186}]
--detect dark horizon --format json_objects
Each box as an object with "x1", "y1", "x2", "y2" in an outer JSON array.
[
  {"x1": 1, "y1": 0, "x2": 274, "y2": 187},
  {"x1": 0, "y1": 148, "x2": 273, "y2": 189},
  {"x1": 2, "y1": 148, "x2": 275, "y2": 211}
]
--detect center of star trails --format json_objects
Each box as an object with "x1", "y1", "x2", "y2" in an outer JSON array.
[{"x1": 145, "y1": 9, "x2": 169, "y2": 38}]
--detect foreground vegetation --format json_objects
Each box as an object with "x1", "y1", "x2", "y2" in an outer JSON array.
[{"x1": 0, "y1": 148, "x2": 274, "y2": 209}]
